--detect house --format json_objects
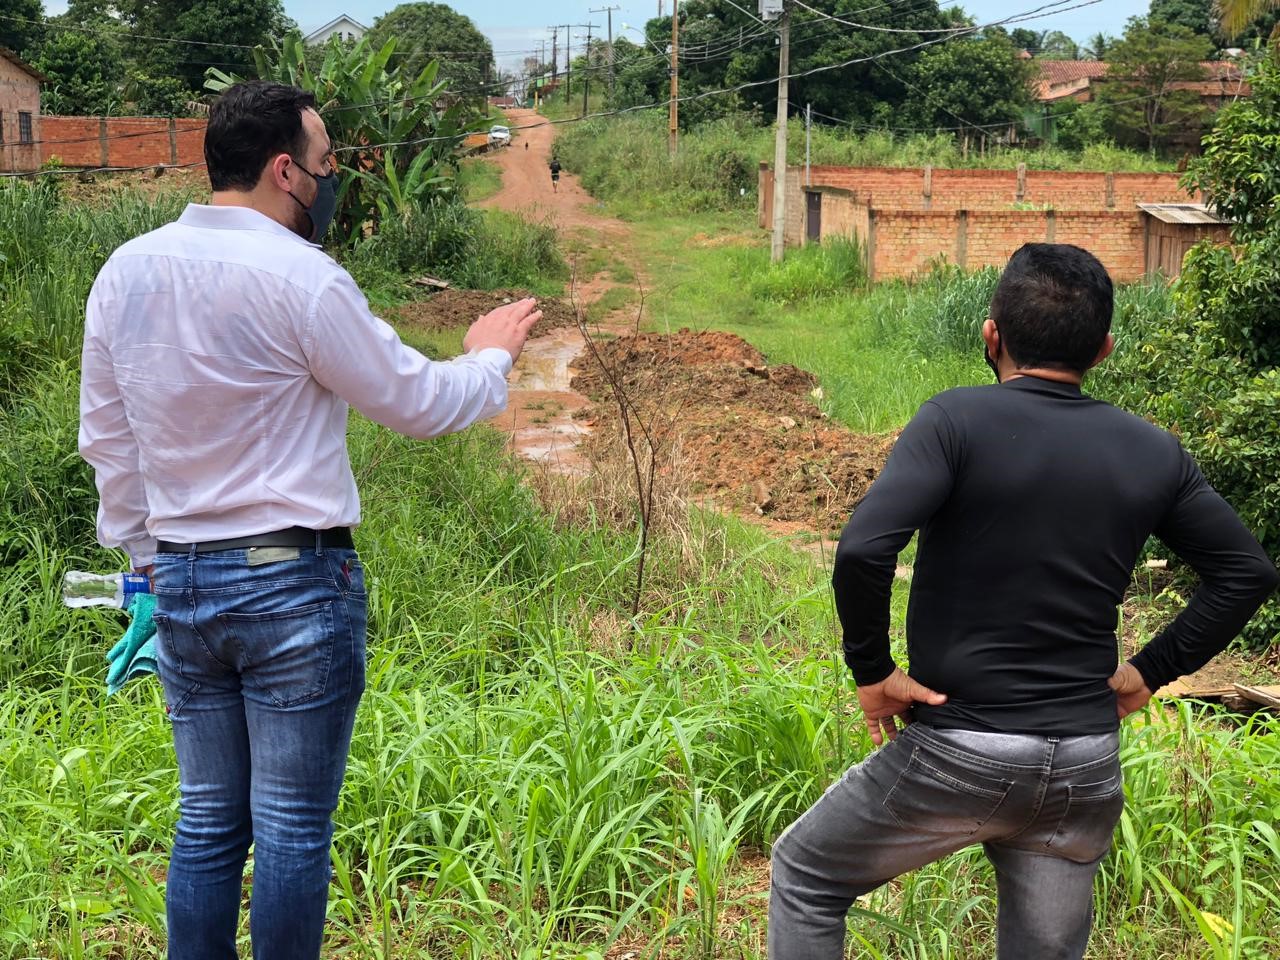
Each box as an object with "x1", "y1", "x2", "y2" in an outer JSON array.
[
  {"x1": 1036, "y1": 59, "x2": 1251, "y2": 107},
  {"x1": 0, "y1": 46, "x2": 44, "y2": 174},
  {"x1": 303, "y1": 14, "x2": 370, "y2": 46}
]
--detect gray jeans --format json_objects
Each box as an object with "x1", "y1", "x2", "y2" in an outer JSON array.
[{"x1": 769, "y1": 723, "x2": 1123, "y2": 959}]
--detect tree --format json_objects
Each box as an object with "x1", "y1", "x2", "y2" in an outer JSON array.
[
  {"x1": 1010, "y1": 28, "x2": 1041, "y2": 55},
  {"x1": 1097, "y1": 16, "x2": 1212, "y2": 151},
  {"x1": 1037, "y1": 30, "x2": 1080, "y2": 59},
  {"x1": 1149, "y1": 0, "x2": 1212, "y2": 34},
  {"x1": 33, "y1": 27, "x2": 125, "y2": 115},
  {"x1": 902, "y1": 33, "x2": 1035, "y2": 132},
  {"x1": 1220, "y1": 0, "x2": 1279, "y2": 36},
  {"x1": 1081, "y1": 32, "x2": 1114, "y2": 59},
  {"x1": 366, "y1": 3, "x2": 495, "y2": 101},
  {"x1": 117, "y1": 0, "x2": 294, "y2": 93},
  {"x1": 0, "y1": 0, "x2": 44, "y2": 58}
]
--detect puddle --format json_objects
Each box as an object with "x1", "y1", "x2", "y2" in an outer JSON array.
[{"x1": 492, "y1": 326, "x2": 594, "y2": 475}]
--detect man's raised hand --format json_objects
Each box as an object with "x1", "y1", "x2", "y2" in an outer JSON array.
[
  {"x1": 857, "y1": 667, "x2": 947, "y2": 748},
  {"x1": 463, "y1": 297, "x2": 542, "y2": 364}
]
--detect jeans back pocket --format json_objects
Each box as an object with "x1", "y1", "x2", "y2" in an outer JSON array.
[
  {"x1": 218, "y1": 600, "x2": 336, "y2": 708},
  {"x1": 884, "y1": 747, "x2": 1013, "y2": 838},
  {"x1": 1045, "y1": 770, "x2": 1125, "y2": 863}
]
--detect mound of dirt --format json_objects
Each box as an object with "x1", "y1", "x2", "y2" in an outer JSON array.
[
  {"x1": 571, "y1": 330, "x2": 895, "y2": 532},
  {"x1": 389, "y1": 289, "x2": 578, "y2": 337}
]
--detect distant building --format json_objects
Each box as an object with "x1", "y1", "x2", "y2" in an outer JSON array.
[
  {"x1": 0, "y1": 46, "x2": 44, "y2": 174},
  {"x1": 1036, "y1": 60, "x2": 1251, "y2": 108},
  {"x1": 303, "y1": 14, "x2": 370, "y2": 46}
]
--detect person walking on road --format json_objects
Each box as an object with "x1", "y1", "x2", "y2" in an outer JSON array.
[
  {"x1": 78, "y1": 80, "x2": 541, "y2": 960},
  {"x1": 549, "y1": 155, "x2": 561, "y2": 193},
  {"x1": 768, "y1": 243, "x2": 1278, "y2": 960}
]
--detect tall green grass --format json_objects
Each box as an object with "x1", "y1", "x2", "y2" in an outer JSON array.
[
  {"x1": 2, "y1": 169, "x2": 1272, "y2": 960},
  {"x1": 553, "y1": 112, "x2": 1174, "y2": 218},
  {"x1": 4, "y1": 414, "x2": 1279, "y2": 958}
]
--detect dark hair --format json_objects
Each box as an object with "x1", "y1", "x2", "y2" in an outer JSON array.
[
  {"x1": 205, "y1": 81, "x2": 317, "y2": 191},
  {"x1": 989, "y1": 243, "x2": 1114, "y2": 373}
]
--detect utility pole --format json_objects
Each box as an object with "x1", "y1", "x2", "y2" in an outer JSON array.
[
  {"x1": 669, "y1": 0, "x2": 679, "y2": 157},
  {"x1": 580, "y1": 23, "x2": 596, "y2": 116},
  {"x1": 770, "y1": 5, "x2": 790, "y2": 263},
  {"x1": 548, "y1": 26, "x2": 560, "y2": 90},
  {"x1": 565, "y1": 25, "x2": 573, "y2": 102},
  {"x1": 590, "y1": 6, "x2": 621, "y2": 99}
]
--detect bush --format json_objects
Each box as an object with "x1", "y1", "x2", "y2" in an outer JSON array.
[
  {"x1": 747, "y1": 237, "x2": 868, "y2": 303},
  {"x1": 346, "y1": 197, "x2": 566, "y2": 293}
]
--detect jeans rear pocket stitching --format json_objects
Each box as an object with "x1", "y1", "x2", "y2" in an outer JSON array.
[
  {"x1": 153, "y1": 614, "x2": 199, "y2": 717},
  {"x1": 914, "y1": 754, "x2": 1012, "y2": 800},
  {"x1": 883, "y1": 749, "x2": 1013, "y2": 836},
  {"x1": 1045, "y1": 779, "x2": 1125, "y2": 855},
  {"x1": 217, "y1": 600, "x2": 336, "y2": 708}
]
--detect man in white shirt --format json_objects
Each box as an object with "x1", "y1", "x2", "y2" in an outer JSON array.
[{"x1": 78, "y1": 81, "x2": 541, "y2": 959}]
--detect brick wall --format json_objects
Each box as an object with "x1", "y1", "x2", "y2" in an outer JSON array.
[
  {"x1": 862, "y1": 208, "x2": 1147, "y2": 282},
  {"x1": 764, "y1": 163, "x2": 1197, "y2": 213},
  {"x1": 40, "y1": 116, "x2": 206, "y2": 168},
  {"x1": 0, "y1": 57, "x2": 41, "y2": 173}
]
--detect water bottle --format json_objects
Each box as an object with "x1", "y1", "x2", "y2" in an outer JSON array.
[{"x1": 62, "y1": 571, "x2": 152, "y2": 609}]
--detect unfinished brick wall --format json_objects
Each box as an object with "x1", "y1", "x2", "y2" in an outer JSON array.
[
  {"x1": 40, "y1": 116, "x2": 206, "y2": 168},
  {"x1": 861, "y1": 208, "x2": 1147, "y2": 283},
  {"x1": 760, "y1": 163, "x2": 1196, "y2": 219}
]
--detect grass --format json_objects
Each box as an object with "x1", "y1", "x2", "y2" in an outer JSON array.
[
  {"x1": 553, "y1": 112, "x2": 1175, "y2": 219},
  {"x1": 3, "y1": 156, "x2": 1278, "y2": 959},
  {"x1": 457, "y1": 156, "x2": 503, "y2": 203}
]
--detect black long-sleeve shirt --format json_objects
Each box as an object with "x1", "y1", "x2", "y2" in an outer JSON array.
[{"x1": 832, "y1": 376, "x2": 1279, "y2": 735}]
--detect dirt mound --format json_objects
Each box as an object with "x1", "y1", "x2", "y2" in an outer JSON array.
[
  {"x1": 571, "y1": 330, "x2": 895, "y2": 532},
  {"x1": 390, "y1": 288, "x2": 578, "y2": 337}
]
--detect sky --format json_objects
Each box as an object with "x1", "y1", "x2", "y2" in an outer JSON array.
[{"x1": 43, "y1": 0, "x2": 1153, "y2": 73}]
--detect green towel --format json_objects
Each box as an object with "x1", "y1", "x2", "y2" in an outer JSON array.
[{"x1": 105, "y1": 591, "x2": 158, "y2": 696}]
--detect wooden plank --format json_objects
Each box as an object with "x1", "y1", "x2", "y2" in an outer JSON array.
[
  {"x1": 1233, "y1": 684, "x2": 1280, "y2": 709},
  {"x1": 1157, "y1": 677, "x2": 1235, "y2": 700}
]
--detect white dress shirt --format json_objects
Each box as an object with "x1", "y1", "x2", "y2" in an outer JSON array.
[{"x1": 79, "y1": 203, "x2": 513, "y2": 567}]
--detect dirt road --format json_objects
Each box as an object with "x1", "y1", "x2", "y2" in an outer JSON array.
[
  {"x1": 479, "y1": 109, "x2": 634, "y2": 474},
  {"x1": 478, "y1": 108, "x2": 626, "y2": 238}
]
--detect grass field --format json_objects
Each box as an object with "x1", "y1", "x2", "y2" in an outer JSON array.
[{"x1": 2, "y1": 164, "x2": 1279, "y2": 959}]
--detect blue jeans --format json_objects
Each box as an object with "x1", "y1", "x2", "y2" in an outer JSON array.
[
  {"x1": 769, "y1": 723, "x2": 1124, "y2": 959},
  {"x1": 152, "y1": 545, "x2": 367, "y2": 960}
]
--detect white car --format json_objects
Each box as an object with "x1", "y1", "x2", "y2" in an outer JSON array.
[{"x1": 487, "y1": 125, "x2": 511, "y2": 147}]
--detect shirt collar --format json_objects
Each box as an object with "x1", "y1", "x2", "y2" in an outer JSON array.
[
  {"x1": 1001, "y1": 374, "x2": 1084, "y2": 397},
  {"x1": 177, "y1": 203, "x2": 320, "y2": 249}
]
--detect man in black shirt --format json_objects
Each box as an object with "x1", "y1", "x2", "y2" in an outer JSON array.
[{"x1": 768, "y1": 243, "x2": 1278, "y2": 959}]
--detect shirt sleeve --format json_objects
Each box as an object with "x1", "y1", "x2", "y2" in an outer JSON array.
[
  {"x1": 832, "y1": 400, "x2": 958, "y2": 685},
  {"x1": 1129, "y1": 447, "x2": 1279, "y2": 692},
  {"x1": 302, "y1": 269, "x2": 513, "y2": 440},
  {"x1": 78, "y1": 276, "x2": 157, "y2": 569}
]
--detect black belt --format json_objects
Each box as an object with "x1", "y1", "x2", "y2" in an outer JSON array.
[{"x1": 157, "y1": 526, "x2": 354, "y2": 554}]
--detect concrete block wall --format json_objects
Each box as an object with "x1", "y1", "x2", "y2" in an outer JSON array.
[{"x1": 40, "y1": 116, "x2": 206, "y2": 168}]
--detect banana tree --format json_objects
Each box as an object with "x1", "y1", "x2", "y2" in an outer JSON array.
[{"x1": 207, "y1": 34, "x2": 477, "y2": 246}]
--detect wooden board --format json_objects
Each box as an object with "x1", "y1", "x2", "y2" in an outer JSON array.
[{"x1": 1233, "y1": 684, "x2": 1280, "y2": 709}]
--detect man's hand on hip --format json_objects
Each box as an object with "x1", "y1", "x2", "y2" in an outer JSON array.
[
  {"x1": 857, "y1": 667, "x2": 947, "y2": 748},
  {"x1": 463, "y1": 297, "x2": 542, "y2": 364},
  {"x1": 1108, "y1": 661, "x2": 1154, "y2": 719}
]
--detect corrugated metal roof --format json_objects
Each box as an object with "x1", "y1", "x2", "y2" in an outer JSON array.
[{"x1": 1137, "y1": 203, "x2": 1231, "y2": 225}]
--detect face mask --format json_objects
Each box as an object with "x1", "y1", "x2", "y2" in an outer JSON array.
[{"x1": 287, "y1": 160, "x2": 338, "y2": 242}]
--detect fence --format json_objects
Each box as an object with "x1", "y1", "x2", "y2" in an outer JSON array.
[{"x1": 40, "y1": 116, "x2": 206, "y2": 168}]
